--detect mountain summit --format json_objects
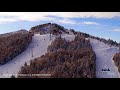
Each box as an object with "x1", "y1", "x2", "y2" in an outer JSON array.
[{"x1": 29, "y1": 23, "x2": 70, "y2": 35}]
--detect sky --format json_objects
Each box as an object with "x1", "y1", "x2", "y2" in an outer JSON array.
[{"x1": 0, "y1": 12, "x2": 120, "y2": 43}]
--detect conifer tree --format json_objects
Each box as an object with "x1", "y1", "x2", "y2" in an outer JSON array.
[{"x1": 11, "y1": 75, "x2": 16, "y2": 78}]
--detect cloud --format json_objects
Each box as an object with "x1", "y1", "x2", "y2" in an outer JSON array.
[
  {"x1": 52, "y1": 12, "x2": 120, "y2": 18},
  {"x1": 80, "y1": 21, "x2": 99, "y2": 25},
  {"x1": 0, "y1": 12, "x2": 54, "y2": 23},
  {"x1": 0, "y1": 12, "x2": 120, "y2": 19},
  {"x1": 50, "y1": 18, "x2": 99, "y2": 25},
  {"x1": 57, "y1": 19, "x2": 77, "y2": 24},
  {"x1": 111, "y1": 29, "x2": 120, "y2": 32},
  {"x1": 0, "y1": 12, "x2": 119, "y2": 24},
  {"x1": 0, "y1": 18, "x2": 18, "y2": 24}
]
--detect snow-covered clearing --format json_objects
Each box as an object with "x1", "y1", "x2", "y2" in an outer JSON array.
[
  {"x1": 0, "y1": 34, "x2": 53, "y2": 78},
  {"x1": 0, "y1": 34, "x2": 75, "y2": 78},
  {"x1": 89, "y1": 38, "x2": 120, "y2": 78},
  {"x1": 62, "y1": 34, "x2": 75, "y2": 41}
]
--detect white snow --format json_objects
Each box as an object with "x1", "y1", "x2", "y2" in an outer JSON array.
[
  {"x1": 62, "y1": 34, "x2": 75, "y2": 41},
  {"x1": 0, "y1": 34, "x2": 75, "y2": 78},
  {"x1": 1, "y1": 33, "x2": 119, "y2": 78},
  {"x1": 89, "y1": 38, "x2": 120, "y2": 78},
  {"x1": 66, "y1": 30, "x2": 74, "y2": 35},
  {"x1": 0, "y1": 34, "x2": 54, "y2": 78}
]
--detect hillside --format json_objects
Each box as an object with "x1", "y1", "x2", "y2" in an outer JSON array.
[
  {"x1": 90, "y1": 38, "x2": 120, "y2": 78},
  {"x1": 29, "y1": 23, "x2": 71, "y2": 35},
  {"x1": 18, "y1": 35, "x2": 96, "y2": 78},
  {"x1": 0, "y1": 23, "x2": 119, "y2": 78},
  {"x1": 0, "y1": 30, "x2": 29, "y2": 37},
  {"x1": 0, "y1": 34, "x2": 54, "y2": 78},
  {"x1": 0, "y1": 30, "x2": 33, "y2": 65}
]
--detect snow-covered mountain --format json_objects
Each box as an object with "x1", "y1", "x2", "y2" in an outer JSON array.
[
  {"x1": 0, "y1": 34, "x2": 75, "y2": 78},
  {"x1": 29, "y1": 23, "x2": 72, "y2": 35},
  {"x1": 0, "y1": 23, "x2": 120, "y2": 78},
  {"x1": 0, "y1": 34, "x2": 53, "y2": 78}
]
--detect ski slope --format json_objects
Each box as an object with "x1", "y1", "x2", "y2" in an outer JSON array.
[
  {"x1": 2, "y1": 33, "x2": 119, "y2": 78},
  {"x1": 0, "y1": 34, "x2": 75, "y2": 78},
  {"x1": 89, "y1": 38, "x2": 120, "y2": 78},
  {"x1": 0, "y1": 34, "x2": 54, "y2": 78}
]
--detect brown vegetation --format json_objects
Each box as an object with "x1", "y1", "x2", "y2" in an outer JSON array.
[
  {"x1": 0, "y1": 30, "x2": 33, "y2": 65},
  {"x1": 18, "y1": 35, "x2": 96, "y2": 78},
  {"x1": 113, "y1": 52, "x2": 120, "y2": 72},
  {"x1": 76, "y1": 31, "x2": 119, "y2": 46}
]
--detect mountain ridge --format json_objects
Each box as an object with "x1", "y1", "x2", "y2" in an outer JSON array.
[
  {"x1": 0, "y1": 23, "x2": 120, "y2": 78},
  {"x1": 29, "y1": 23, "x2": 71, "y2": 35}
]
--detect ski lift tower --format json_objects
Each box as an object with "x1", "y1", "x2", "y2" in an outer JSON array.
[
  {"x1": 48, "y1": 24, "x2": 52, "y2": 40},
  {"x1": 30, "y1": 46, "x2": 34, "y2": 58}
]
